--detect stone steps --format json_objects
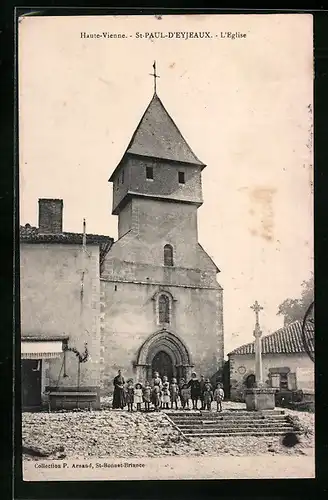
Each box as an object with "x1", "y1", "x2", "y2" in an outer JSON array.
[
  {"x1": 172, "y1": 417, "x2": 287, "y2": 423},
  {"x1": 167, "y1": 410, "x2": 285, "y2": 416},
  {"x1": 177, "y1": 423, "x2": 293, "y2": 430},
  {"x1": 164, "y1": 410, "x2": 298, "y2": 438},
  {"x1": 182, "y1": 430, "x2": 299, "y2": 438},
  {"x1": 179, "y1": 426, "x2": 295, "y2": 434}
]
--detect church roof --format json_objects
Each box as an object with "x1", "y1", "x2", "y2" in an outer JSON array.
[
  {"x1": 228, "y1": 321, "x2": 314, "y2": 356},
  {"x1": 110, "y1": 93, "x2": 205, "y2": 180},
  {"x1": 20, "y1": 224, "x2": 113, "y2": 247}
]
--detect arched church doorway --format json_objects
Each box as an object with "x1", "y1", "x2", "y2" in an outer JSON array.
[
  {"x1": 152, "y1": 351, "x2": 173, "y2": 381},
  {"x1": 245, "y1": 374, "x2": 256, "y2": 388},
  {"x1": 135, "y1": 329, "x2": 193, "y2": 384}
]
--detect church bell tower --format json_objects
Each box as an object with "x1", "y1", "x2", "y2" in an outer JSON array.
[
  {"x1": 108, "y1": 64, "x2": 209, "y2": 273},
  {"x1": 101, "y1": 63, "x2": 224, "y2": 388}
]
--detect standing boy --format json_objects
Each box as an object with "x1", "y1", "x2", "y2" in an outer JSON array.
[
  {"x1": 214, "y1": 383, "x2": 225, "y2": 412},
  {"x1": 170, "y1": 378, "x2": 179, "y2": 410},
  {"x1": 203, "y1": 379, "x2": 213, "y2": 411},
  {"x1": 180, "y1": 383, "x2": 190, "y2": 410}
]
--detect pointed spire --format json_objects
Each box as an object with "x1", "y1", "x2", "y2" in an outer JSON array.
[
  {"x1": 124, "y1": 93, "x2": 204, "y2": 166},
  {"x1": 109, "y1": 67, "x2": 206, "y2": 183}
]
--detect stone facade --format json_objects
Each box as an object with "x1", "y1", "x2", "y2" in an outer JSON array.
[
  {"x1": 229, "y1": 352, "x2": 314, "y2": 402},
  {"x1": 100, "y1": 92, "x2": 224, "y2": 391},
  {"x1": 20, "y1": 242, "x2": 102, "y2": 399},
  {"x1": 20, "y1": 91, "x2": 225, "y2": 405},
  {"x1": 112, "y1": 156, "x2": 203, "y2": 217}
]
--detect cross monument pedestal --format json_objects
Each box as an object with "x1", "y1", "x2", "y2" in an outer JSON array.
[{"x1": 245, "y1": 301, "x2": 276, "y2": 411}]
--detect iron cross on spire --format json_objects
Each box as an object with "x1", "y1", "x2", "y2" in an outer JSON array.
[
  {"x1": 149, "y1": 61, "x2": 160, "y2": 94},
  {"x1": 250, "y1": 300, "x2": 263, "y2": 327}
]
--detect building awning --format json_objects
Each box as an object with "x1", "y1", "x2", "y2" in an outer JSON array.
[{"x1": 21, "y1": 340, "x2": 65, "y2": 360}]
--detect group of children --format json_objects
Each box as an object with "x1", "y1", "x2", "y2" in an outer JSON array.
[{"x1": 120, "y1": 371, "x2": 225, "y2": 412}]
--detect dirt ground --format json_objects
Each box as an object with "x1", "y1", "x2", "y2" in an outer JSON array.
[{"x1": 22, "y1": 401, "x2": 314, "y2": 461}]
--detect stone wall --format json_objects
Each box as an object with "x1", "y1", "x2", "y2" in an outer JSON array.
[
  {"x1": 100, "y1": 279, "x2": 224, "y2": 393},
  {"x1": 20, "y1": 243, "x2": 101, "y2": 394},
  {"x1": 229, "y1": 352, "x2": 315, "y2": 401},
  {"x1": 101, "y1": 191, "x2": 223, "y2": 394},
  {"x1": 111, "y1": 156, "x2": 203, "y2": 214},
  {"x1": 103, "y1": 197, "x2": 219, "y2": 286}
]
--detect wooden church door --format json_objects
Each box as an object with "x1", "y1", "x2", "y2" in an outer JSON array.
[{"x1": 152, "y1": 351, "x2": 174, "y2": 381}]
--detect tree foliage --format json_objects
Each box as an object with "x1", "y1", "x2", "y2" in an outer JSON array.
[{"x1": 277, "y1": 274, "x2": 314, "y2": 326}]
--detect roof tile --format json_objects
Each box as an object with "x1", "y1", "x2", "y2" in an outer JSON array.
[
  {"x1": 228, "y1": 320, "x2": 314, "y2": 355},
  {"x1": 20, "y1": 224, "x2": 113, "y2": 246}
]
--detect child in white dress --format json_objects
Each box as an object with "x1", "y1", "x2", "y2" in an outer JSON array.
[
  {"x1": 161, "y1": 376, "x2": 170, "y2": 409},
  {"x1": 134, "y1": 383, "x2": 143, "y2": 411}
]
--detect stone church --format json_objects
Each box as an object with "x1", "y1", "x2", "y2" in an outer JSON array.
[
  {"x1": 100, "y1": 90, "x2": 224, "y2": 389},
  {"x1": 20, "y1": 87, "x2": 224, "y2": 408}
]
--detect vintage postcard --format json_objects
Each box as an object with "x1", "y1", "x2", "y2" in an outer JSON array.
[{"x1": 18, "y1": 13, "x2": 314, "y2": 481}]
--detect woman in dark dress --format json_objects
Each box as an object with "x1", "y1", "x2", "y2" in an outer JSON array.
[
  {"x1": 112, "y1": 370, "x2": 126, "y2": 409},
  {"x1": 187, "y1": 372, "x2": 201, "y2": 410}
]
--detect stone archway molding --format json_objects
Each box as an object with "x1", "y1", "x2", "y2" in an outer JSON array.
[
  {"x1": 136, "y1": 328, "x2": 193, "y2": 367},
  {"x1": 135, "y1": 329, "x2": 193, "y2": 383}
]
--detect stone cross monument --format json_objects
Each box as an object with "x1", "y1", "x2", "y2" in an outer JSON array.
[
  {"x1": 244, "y1": 301, "x2": 276, "y2": 411},
  {"x1": 250, "y1": 300, "x2": 264, "y2": 386}
]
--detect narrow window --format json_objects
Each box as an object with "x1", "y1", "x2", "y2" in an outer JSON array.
[
  {"x1": 121, "y1": 170, "x2": 124, "y2": 184},
  {"x1": 146, "y1": 166, "x2": 154, "y2": 180},
  {"x1": 159, "y1": 294, "x2": 170, "y2": 324},
  {"x1": 164, "y1": 244, "x2": 174, "y2": 266},
  {"x1": 178, "y1": 171, "x2": 185, "y2": 184},
  {"x1": 280, "y1": 373, "x2": 289, "y2": 390}
]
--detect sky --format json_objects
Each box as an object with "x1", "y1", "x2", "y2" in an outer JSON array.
[{"x1": 19, "y1": 14, "x2": 313, "y2": 354}]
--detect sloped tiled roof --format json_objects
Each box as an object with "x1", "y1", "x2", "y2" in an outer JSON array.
[
  {"x1": 228, "y1": 321, "x2": 314, "y2": 355},
  {"x1": 110, "y1": 93, "x2": 204, "y2": 182},
  {"x1": 20, "y1": 224, "x2": 113, "y2": 246},
  {"x1": 21, "y1": 334, "x2": 69, "y2": 341}
]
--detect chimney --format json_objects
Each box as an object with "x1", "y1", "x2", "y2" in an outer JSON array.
[{"x1": 38, "y1": 199, "x2": 63, "y2": 234}]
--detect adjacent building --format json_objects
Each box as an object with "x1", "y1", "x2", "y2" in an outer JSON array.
[
  {"x1": 20, "y1": 199, "x2": 112, "y2": 409},
  {"x1": 228, "y1": 320, "x2": 314, "y2": 403}
]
